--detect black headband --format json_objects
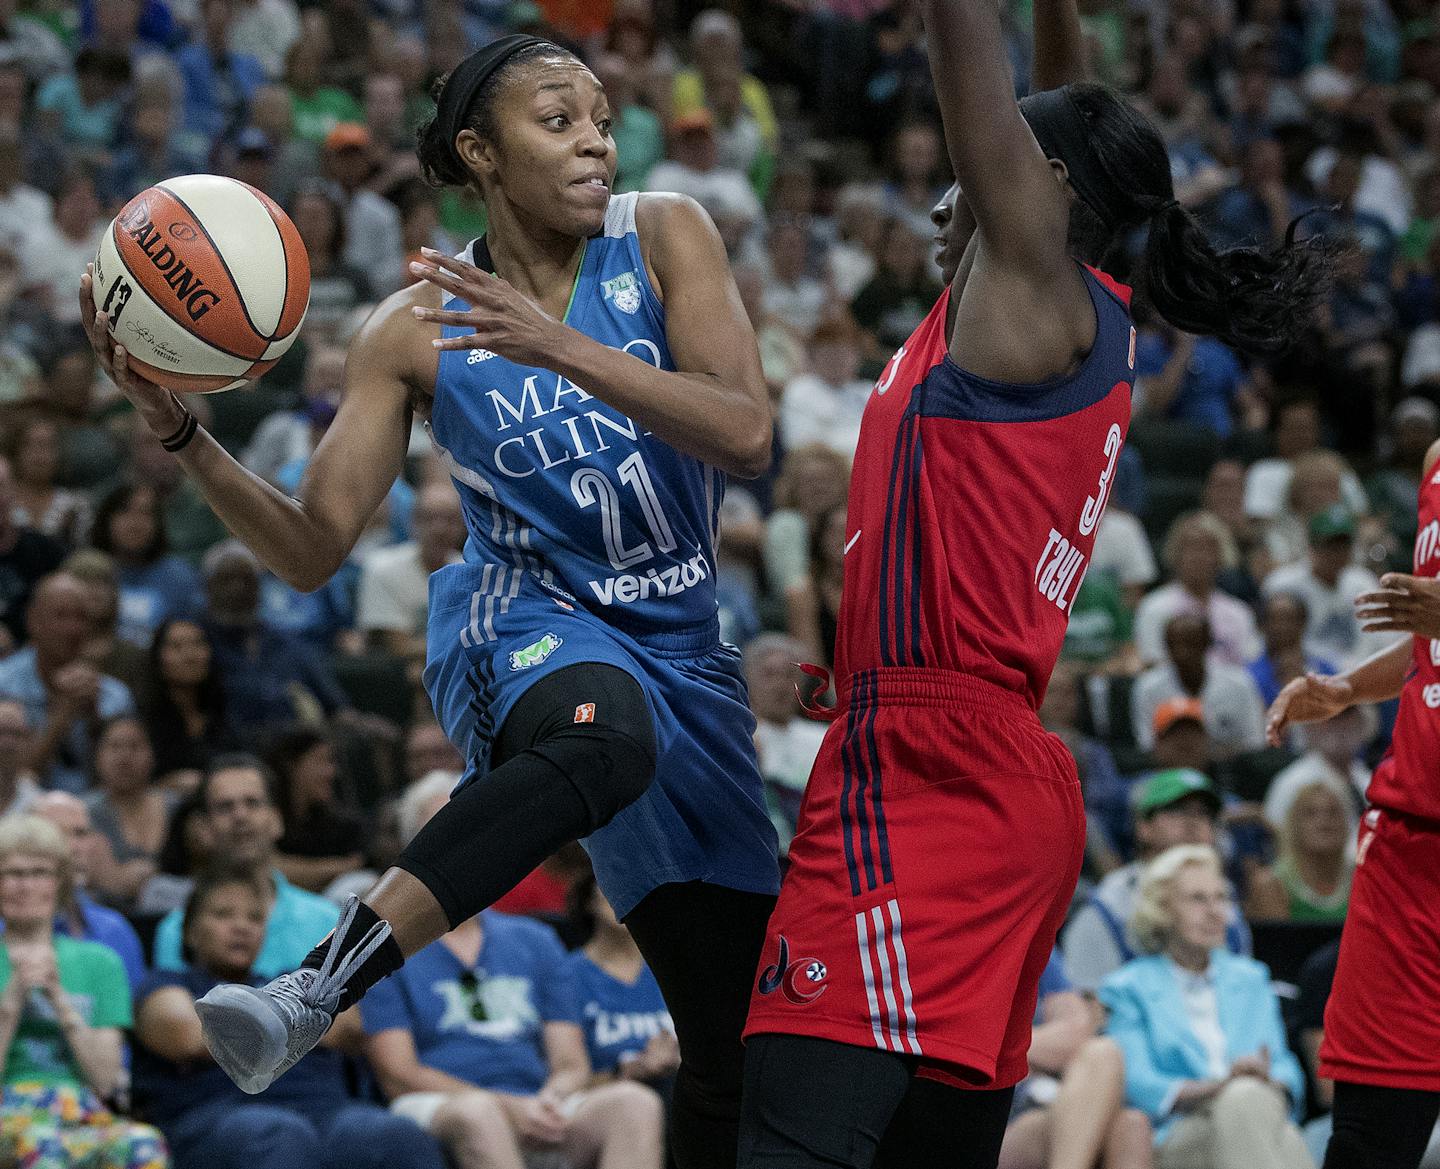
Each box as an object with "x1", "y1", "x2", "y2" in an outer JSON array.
[
  {"x1": 1019, "y1": 87, "x2": 1122, "y2": 232},
  {"x1": 437, "y1": 34, "x2": 552, "y2": 172}
]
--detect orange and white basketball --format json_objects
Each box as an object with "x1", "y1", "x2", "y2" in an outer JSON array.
[{"x1": 92, "y1": 174, "x2": 310, "y2": 393}]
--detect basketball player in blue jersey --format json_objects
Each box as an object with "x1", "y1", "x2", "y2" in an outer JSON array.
[{"x1": 79, "y1": 35, "x2": 778, "y2": 1169}]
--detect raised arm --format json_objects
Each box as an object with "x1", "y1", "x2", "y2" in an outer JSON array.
[
  {"x1": 921, "y1": 0, "x2": 1071, "y2": 273},
  {"x1": 1032, "y1": 0, "x2": 1088, "y2": 91},
  {"x1": 81, "y1": 273, "x2": 429, "y2": 592},
  {"x1": 919, "y1": 0, "x2": 1095, "y2": 382}
]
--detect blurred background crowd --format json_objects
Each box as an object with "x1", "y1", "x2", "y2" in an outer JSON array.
[{"x1": 0, "y1": 0, "x2": 1434, "y2": 1165}]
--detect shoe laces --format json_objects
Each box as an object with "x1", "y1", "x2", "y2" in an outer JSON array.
[{"x1": 280, "y1": 895, "x2": 393, "y2": 1023}]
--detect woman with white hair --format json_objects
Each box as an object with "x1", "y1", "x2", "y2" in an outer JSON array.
[
  {"x1": 1246, "y1": 773, "x2": 1355, "y2": 923},
  {"x1": 1100, "y1": 845, "x2": 1313, "y2": 1169},
  {"x1": 1133, "y1": 511, "x2": 1263, "y2": 667},
  {"x1": 0, "y1": 814, "x2": 168, "y2": 1168}
]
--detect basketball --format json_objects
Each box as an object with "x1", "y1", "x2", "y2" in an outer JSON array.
[{"x1": 91, "y1": 174, "x2": 310, "y2": 394}]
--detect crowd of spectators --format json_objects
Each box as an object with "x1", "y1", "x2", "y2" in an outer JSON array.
[{"x1": 0, "y1": 0, "x2": 1437, "y2": 1164}]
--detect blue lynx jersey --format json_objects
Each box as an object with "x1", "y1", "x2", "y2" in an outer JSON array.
[
  {"x1": 427, "y1": 192, "x2": 724, "y2": 633},
  {"x1": 421, "y1": 192, "x2": 780, "y2": 918}
]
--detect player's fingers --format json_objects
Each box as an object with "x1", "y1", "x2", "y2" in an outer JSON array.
[
  {"x1": 1356, "y1": 589, "x2": 1413, "y2": 607},
  {"x1": 1358, "y1": 620, "x2": 1419, "y2": 633},
  {"x1": 1355, "y1": 602, "x2": 1409, "y2": 622},
  {"x1": 419, "y1": 246, "x2": 487, "y2": 281},
  {"x1": 1380, "y1": 573, "x2": 1421, "y2": 591},
  {"x1": 113, "y1": 344, "x2": 132, "y2": 390},
  {"x1": 111, "y1": 345, "x2": 166, "y2": 397},
  {"x1": 431, "y1": 334, "x2": 492, "y2": 352},
  {"x1": 78, "y1": 269, "x2": 94, "y2": 324},
  {"x1": 411, "y1": 306, "x2": 486, "y2": 327},
  {"x1": 1265, "y1": 698, "x2": 1292, "y2": 745},
  {"x1": 407, "y1": 261, "x2": 473, "y2": 296},
  {"x1": 90, "y1": 312, "x2": 118, "y2": 372}
]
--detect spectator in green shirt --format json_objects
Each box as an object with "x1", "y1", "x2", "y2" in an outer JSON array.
[
  {"x1": 284, "y1": 37, "x2": 362, "y2": 145},
  {"x1": 592, "y1": 52, "x2": 664, "y2": 193},
  {"x1": 0, "y1": 814, "x2": 167, "y2": 1168}
]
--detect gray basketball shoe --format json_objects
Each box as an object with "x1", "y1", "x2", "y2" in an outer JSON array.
[{"x1": 195, "y1": 895, "x2": 394, "y2": 1094}]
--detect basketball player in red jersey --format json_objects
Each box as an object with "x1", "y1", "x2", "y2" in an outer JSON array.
[
  {"x1": 1267, "y1": 441, "x2": 1440, "y2": 1169},
  {"x1": 737, "y1": 0, "x2": 1328, "y2": 1162}
]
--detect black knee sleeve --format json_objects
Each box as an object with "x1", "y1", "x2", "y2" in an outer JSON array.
[
  {"x1": 397, "y1": 663, "x2": 657, "y2": 928},
  {"x1": 495, "y1": 662, "x2": 658, "y2": 826}
]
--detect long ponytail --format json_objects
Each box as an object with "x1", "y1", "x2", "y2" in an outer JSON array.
[
  {"x1": 1042, "y1": 83, "x2": 1331, "y2": 358},
  {"x1": 1142, "y1": 201, "x2": 1329, "y2": 356}
]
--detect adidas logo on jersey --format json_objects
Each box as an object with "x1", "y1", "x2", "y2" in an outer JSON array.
[{"x1": 467, "y1": 348, "x2": 497, "y2": 364}]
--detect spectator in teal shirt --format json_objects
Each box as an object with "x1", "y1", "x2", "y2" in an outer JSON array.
[
  {"x1": 152, "y1": 756, "x2": 338, "y2": 977},
  {"x1": 33, "y1": 49, "x2": 130, "y2": 168}
]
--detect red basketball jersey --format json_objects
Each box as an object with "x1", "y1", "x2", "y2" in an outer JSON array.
[
  {"x1": 1366, "y1": 463, "x2": 1440, "y2": 822},
  {"x1": 836, "y1": 266, "x2": 1135, "y2": 709}
]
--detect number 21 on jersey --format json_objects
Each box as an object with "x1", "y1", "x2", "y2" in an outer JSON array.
[{"x1": 571, "y1": 451, "x2": 677, "y2": 571}]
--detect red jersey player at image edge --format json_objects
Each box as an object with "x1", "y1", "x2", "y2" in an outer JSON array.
[
  {"x1": 1266, "y1": 437, "x2": 1440, "y2": 1169},
  {"x1": 1267, "y1": 446, "x2": 1440, "y2": 1169}
]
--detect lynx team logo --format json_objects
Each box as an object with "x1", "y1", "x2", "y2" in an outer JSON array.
[
  {"x1": 602, "y1": 271, "x2": 641, "y2": 315},
  {"x1": 757, "y1": 935, "x2": 828, "y2": 1005},
  {"x1": 509, "y1": 632, "x2": 563, "y2": 671}
]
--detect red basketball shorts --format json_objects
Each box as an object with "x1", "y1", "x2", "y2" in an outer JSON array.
[
  {"x1": 1321, "y1": 806, "x2": 1440, "y2": 1091},
  {"x1": 744, "y1": 667, "x2": 1086, "y2": 1090}
]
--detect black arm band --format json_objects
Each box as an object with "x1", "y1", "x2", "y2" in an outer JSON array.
[{"x1": 158, "y1": 397, "x2": 199, "y2": 453}]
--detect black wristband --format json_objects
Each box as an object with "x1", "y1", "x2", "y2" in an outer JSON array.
[{"x1": 158, "y1": 396, "x2": 198, "y2": 453}]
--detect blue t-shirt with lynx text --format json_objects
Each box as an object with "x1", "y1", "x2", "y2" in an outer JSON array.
[
  {"x1": 359, "y1": 911, "x2": 581, "y2": 1095},
  {"x1": 564, "y1": 950, "x2": 673, "y2": 1075}
]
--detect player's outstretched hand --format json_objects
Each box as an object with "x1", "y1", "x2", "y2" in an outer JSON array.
[
  {"x1": 408, "y1": 247, "x2": 563, "y2": 369},
  {"x1": 1266, "y1": 672, "x2": 1354, "y2": 746},
  {"x1": 79, "y1": 267, "x2": 183, "y2": 429},
  {"x1": 1356, "y1": 573, "x2": 1440, "y2": 640}
]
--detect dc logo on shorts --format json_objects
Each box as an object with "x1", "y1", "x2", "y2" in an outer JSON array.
[
  {"x1": 757, "y1": 935, "x2": 828, "y2": 1005},
  {"x1": 602, "y1": 271, "x2": 641, "y2": 315},
  {"x1": 509, "y1": 632, "x2": 563, "y2": 671},
  {"x1": 574, "y1": 703, "x2": 596, "y2": 724}
]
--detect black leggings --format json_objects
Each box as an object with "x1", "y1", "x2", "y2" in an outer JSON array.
[
  {"x1": 398, "y1": 663, "x2": 778, "y2": 1169},
  {"x1": 628, "y1": 881, "x2": 778, "y2": 1169},
  {"x1": 1324, "y1": 1082, "x2": 1440, "y2": 1169},
  {"x1": 739, "y1": 1034, "x2": 1015, "y2": 1169}
]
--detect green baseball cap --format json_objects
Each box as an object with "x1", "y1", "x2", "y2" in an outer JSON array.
[
  {"x1": 1308, "y1": 504, "x2": 1356, "y2": 542},
  {"x1": 1134, "y1": 768, "x2": 1222, "y2": 818}
]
